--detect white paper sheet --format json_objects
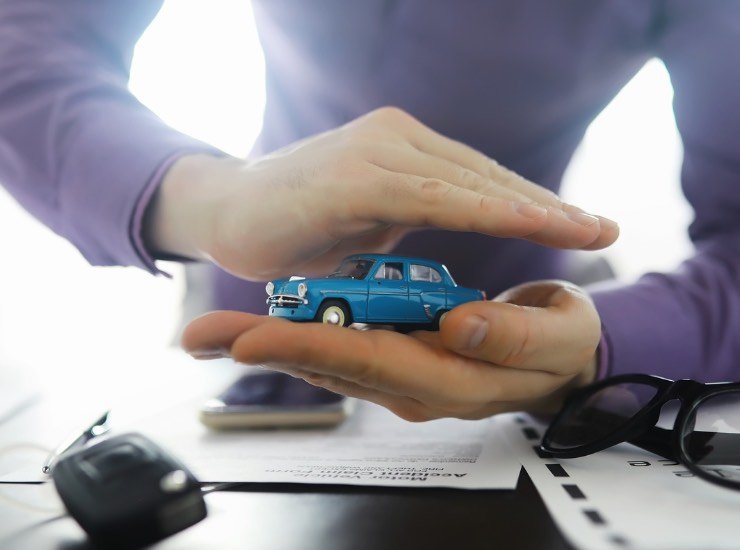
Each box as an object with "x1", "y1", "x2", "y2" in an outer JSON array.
[
  {"x1": 125, "y1": 396, "x2": 521, "y2": 489},
  {"x1": 1, "y1": 351, "x2": 520, "y2": 489},
  {"x1": 500, "y1": 413, "x2": 740, "y2": 550},
  {"x1": 0, "y1": 360, "x2": 47, "y2": 483}
]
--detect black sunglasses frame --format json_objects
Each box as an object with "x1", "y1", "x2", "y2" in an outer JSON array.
[{"x1": 541, "y1": 373, "x2": 740, "y2": 490}]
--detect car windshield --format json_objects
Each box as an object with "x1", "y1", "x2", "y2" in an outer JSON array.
[{"x1": 328, "y1": 259, "x2": 376, "y2": 280}]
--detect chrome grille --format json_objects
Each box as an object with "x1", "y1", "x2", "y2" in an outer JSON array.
[{"x1": 266, "y1": 294, "x2": 306, "y2": 307}]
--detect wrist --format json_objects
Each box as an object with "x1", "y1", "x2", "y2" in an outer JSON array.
[{"x1": 142, "y1": 153, "x2": 240, "y2": 262}]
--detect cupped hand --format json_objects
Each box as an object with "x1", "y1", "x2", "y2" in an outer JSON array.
[
  {"x1": 147, "y1": 107, "x2": 618, "y2": 280},
  {"x1": 182, "y1": 280, "x2": 602, "y2": 421}
]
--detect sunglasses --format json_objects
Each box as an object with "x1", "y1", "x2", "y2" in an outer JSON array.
[{"x1": 541, "y1": 374, "x2": 740, "y2": 490}]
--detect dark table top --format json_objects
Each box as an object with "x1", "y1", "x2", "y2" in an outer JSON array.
[{"x1": 0, "y1": 468, "x2": 571, "y2": 550}]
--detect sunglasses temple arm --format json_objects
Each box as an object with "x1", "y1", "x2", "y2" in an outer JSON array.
[{"x1": 628, "y1": 425, "x2": 679, "y2": 462}]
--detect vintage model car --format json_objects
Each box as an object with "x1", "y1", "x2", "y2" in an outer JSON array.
[{"x1": 266, "y1": 254, "x2": 485, "y2": 329}]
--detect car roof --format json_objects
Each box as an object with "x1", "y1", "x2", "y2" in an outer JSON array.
[{"x1": 343, "y1": 253, "x2": 447, "y2": 269}]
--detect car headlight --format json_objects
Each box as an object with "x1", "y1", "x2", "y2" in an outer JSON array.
[
  {"x1": 265, "y1": 282, "x2": 275, "y2": 296},
  {"x1": 297, "y1": 283, "x2": 308, "y2": 298}
]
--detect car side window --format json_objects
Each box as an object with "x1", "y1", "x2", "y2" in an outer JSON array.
[
  {"x1": 410, "y1": 264, "x2": 442, "y2": 283},
  {"x1": 375, "y1": 262, "x2": 404, "y2": 281}
]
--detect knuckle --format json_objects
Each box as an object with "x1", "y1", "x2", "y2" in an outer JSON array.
[
  {"x1": 369, "y1": 105, "x2": 415, "y2": 126},
  {"x1": 476, "y1": 195, "x2": 498, "y2": 216},
  {"x1": 488, "y1": 320, "x2": 537, "y2": 368},
  {"x1": 457, "y1": 167, "x2": 486, "y2": 191},
  {"x1": 369, "y1": 173, "x2": 405, "y2": 204},
  {"x1": 418, "y1": 178, "x2": 453, "y2": 204},
  {"x1": 552, "y1": 197, "x2": 566, "y2": 211}
]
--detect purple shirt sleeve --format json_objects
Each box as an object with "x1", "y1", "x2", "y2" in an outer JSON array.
[
  {"x1": 591, "y1": 2, "x2": 740, "y2": 382},
  {"x1": 0, "y1": 0, "x2": 220, "y2": 273},
  {"x1": 1, "y1": 0, "x2": 738, "y2": 387}
]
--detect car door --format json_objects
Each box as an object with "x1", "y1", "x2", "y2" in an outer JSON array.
[
  {"x1": 366, "y1": 261, "x2": 410, "y2": 322},
  {"x1": 408, "y1": 263, "x2": 447, "y2": 322}
]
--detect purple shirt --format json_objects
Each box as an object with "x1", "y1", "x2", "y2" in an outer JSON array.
[{"x1": 1, "y1": 0, "x2": 739, "y2": 382}]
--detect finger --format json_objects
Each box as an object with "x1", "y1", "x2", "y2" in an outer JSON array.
[
  {"x1": 181, "y1": 310, "x2": 262, "y2": 358},
  {"x1": 386, "y1": 113, "x2": 619, "y2": 248},
  {"x1": 438, "y1": 284, "x2": 600, "y2": 372},
  {"x1": 397, "y1": 115, "x2": 591, "y2": 214},
  {"x1": 300, "y1": 371, "x2": 539, "y2": 421},
  {"x1": 239, "y1": 360, "x2": 439, "y2": 420},
  {"x1": 369, "y1": 144, "x2": 567, "y2": 214},
  {"x1": 227, "y1": 316, "x2": 567, "y2": 408},
  {"x1": 578, "y1": 215, "x2": 620, "y2": 250},
  {"x1": 410, "y1": 129, "x2": 561, "y2": 206},
  {"x1": 368, "y1": 145, "x2": 527, "y2": 200},
  {"x1": 363, "y1": 147, "x2": 618, "y2": 250},
  {"x1": 299, "y1": 372, "x2": 441, "y2": 422},
  {"x1": 351, "y1": 165, "x2": 607, "y2": 244}
]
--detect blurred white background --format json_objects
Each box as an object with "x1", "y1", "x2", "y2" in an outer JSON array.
[{"x1": 0, "y1": 0, "x2": 691, "y2": 365}]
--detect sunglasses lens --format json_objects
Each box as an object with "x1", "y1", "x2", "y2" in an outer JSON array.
[
  {"x1": 546, "y1": 382, "x2": 659, "y2": 450},
  {"x1": 681, "y1": 390, "x2": 740, "y2": 483}
]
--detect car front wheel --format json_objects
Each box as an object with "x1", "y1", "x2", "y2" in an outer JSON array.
[{"x1": 316, "y1": 300, "x2": 352, "y2": 327}]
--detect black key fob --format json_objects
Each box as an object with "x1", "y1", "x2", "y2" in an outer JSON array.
[{"x1": 51, "y1": 432, "x2": 207, "y2": 548}]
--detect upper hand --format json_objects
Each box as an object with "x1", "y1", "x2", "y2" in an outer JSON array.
[
  {"x1": 145, "y1": 107, "x2": 618, "y2": 280},
  {"x1": 181, "y1": 280, "x2": 601, "y2": 421}
]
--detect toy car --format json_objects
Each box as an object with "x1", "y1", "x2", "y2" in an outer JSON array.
[{"x1": 266, "y1": 254, "x2": 485, "y2": 329}]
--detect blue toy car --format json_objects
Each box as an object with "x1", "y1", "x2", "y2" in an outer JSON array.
[{"x1": 266, "y1": 254, "x2": 485, "y2": 329}]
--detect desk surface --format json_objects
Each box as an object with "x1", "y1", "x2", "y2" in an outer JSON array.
[
  {"x1": 0, "y1": 352, "x2": 572, "y2": 550},
  {"x1": 0, "y1": 470, "x2": 570, "y2": 550}
]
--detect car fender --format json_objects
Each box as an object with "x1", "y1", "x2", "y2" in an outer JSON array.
[{"x1": 317, "y1": 291, "x2": 367, "y2": 323}]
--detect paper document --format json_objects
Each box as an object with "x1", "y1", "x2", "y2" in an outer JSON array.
[
  {"x1": 0, "y1": 352, "x2": 520, "y2": 490},
  {"x1": 500, "y1": 413, "x2": 740, "y2": 550},
  {"x1": 127, "y1": 397, "x2": 521, "y2": 489}
]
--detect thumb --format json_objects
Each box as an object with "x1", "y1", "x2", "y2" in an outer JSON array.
[{"x1": 438, "y1": 284, "x2": 599, "y2": 372}]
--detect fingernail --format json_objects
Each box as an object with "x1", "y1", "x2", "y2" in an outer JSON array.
[
  {"x1": 566, "y1": 210, "x2": 599, "y2": 227},
  {"x1": 461, "y1": 315, "x2": 488, "y2": 349},
  {"x1": 439, "y1": 312, "x2": 448, "y2": 326},
  {"x1": 516, "y1": 202, "x2": 548, "y2": 219},
  {"x1": 597, "y1": 215, "x2": 620, "y2": 230},
  {"x1": 562, "y1": 204, "x2": 600, "y2": 227}
]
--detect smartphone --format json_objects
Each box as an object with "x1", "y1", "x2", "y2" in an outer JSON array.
[{"x1": 199, "y1": 371, "x2": 352, "y2": 429}]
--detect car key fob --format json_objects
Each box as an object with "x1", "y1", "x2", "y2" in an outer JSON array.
[{"x1": 51, "y1": 432, "x2": 206, "y2": 548}]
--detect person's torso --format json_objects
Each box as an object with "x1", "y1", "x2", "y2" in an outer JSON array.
[{"x1": 211, "y1": 1, "x2": 657, "y2": 313}]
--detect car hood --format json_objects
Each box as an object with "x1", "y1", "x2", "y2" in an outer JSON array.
[{"x1": 271, "y1": 276, "x2": 357, "y2": 295}]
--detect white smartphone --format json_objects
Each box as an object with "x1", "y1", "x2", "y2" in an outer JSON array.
[{"x1": 199, "y1": 371, "x2": 352, "y2": 430}]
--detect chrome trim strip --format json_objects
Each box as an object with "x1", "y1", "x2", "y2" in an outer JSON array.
[{"x1": 266, "y1": 294, "x2": 308, "y2": 306}]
